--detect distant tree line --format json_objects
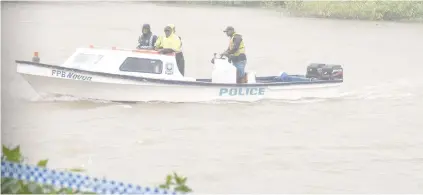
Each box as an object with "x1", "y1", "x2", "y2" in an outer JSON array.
[
  {"x1": 158, "y1": 0, "x2": 284, "y2": 7},
  {"x1": 157, "y1": 0, "x2": 423, "y2": 21}
]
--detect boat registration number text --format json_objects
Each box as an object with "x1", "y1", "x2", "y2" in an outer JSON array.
[
  {"x1": 219, "y1": 87, "x2": 265, "y2": 96},
  {"x1": 51, "y1": 69, "x2": 92, "y2": 81}
]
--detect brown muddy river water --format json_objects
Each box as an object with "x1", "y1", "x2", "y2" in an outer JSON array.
[{"x1": 2, "y1": 2, "x2": 423, "y2": 193}]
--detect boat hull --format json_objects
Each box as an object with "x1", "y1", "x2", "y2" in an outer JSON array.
[{"x1": 17, "y1": 61, "x2": 343, "y2": 102}]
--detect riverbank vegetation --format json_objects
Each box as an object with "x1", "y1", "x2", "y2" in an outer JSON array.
[
  {"x1": 1, "y1": 145, "x2": 192, "y2": 194},
  {"x1": 283, "y1": 1, "x2": 423, "y2": 21},
  {"x1": 158, "y1": 0, "x2": 423, "y2": 22}
]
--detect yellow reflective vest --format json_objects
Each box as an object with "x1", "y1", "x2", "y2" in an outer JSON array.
[
  {"x1": 229, "y1": 33, "x2": 245, "y2": 56},
  {"x1": 155, "y1": 35, "x2": 163, "y2": 49},
  {"x1": 155, "y1": 34, "x2": 181, "y2": 52}
]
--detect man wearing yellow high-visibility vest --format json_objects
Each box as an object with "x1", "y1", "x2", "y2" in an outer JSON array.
[
  {"x1": 155, "y1": 24, "x2": 182, "y2": 50},
  {"x1": 168, "y1": 24, "x2": 183, "y2": 50},
  {"x1": 220, "y1": 26, "x2": 247, "y2": 83},
  {"x1": 155, "y1": 25, "x2": 185, "y2": 76}
]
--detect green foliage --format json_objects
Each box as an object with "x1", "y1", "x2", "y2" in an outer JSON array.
[
  {"x1": 1, "y1": 144, "x2": 192, "y2": 194},
  {"x1": 1, "y1": 144, "x2": 88, "y2": 194},
  {"x1": 284, "y1": 0, "x2": 423, "y2": 21},
  {"x1": 37, "y1": 159, "x2": 48, "y2": 167},
  {"x1": 67, "y1": 167, "x2": 86, "y2": 172},
  {"x1": 2, "y1": 145, "x2": 23, "y2": 163},
  {"x1": 158, "y1": 172, "x2": 192, "y2": 193}
]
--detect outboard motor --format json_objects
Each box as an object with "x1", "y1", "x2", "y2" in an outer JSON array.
[{"x1": 306, "y1": 63, "x2": 343, "y2": 80}]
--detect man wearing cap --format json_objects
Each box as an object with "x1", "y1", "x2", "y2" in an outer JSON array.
[
  {"x1": 221, "y1": 26, "x2": 247, "y2": 83},
  {"x1": 168, "y1": 24, "x2": 183, "y2": 50},
  {"x1": 155, "y1": 25, "x2": 185, "y2": 76},
  {"x1": 137, "y1": 24, "x2": 158, "y2": 50},
  {"x1": 155, "y1": 24, "x2": 182, "y2": 50}
]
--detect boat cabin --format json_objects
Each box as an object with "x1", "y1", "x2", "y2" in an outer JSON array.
[
  {"x1": 61, "y1": 46, "x2": 196, "y2": 81},
  {"x1": 58, "y1": 45, "x2": 259, "y2": 84}
]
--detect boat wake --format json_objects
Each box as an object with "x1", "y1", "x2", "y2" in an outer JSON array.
[
  {"x1": 29, "y1": 93, "x2": 113, "y2": 104},
  {"x1": 25, "y1": 78, "x2": 419, "y2": 105},
  {"x1": 26, "y1": 89, "x2": 415, "y2": 106},
  {"x1": 338, "y1": 79, "x2": 420, "y2": 101}
]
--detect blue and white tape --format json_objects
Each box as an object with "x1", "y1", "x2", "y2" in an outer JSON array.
[{"x1": 1, "y1": 160, "x2": 177, "y2": 194}]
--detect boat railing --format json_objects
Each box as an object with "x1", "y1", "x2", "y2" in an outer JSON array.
[{"x1": 88, "y1": 45, "x2": 176, "y2": 56}]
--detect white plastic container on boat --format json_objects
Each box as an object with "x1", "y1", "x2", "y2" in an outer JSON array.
[
  {"x1": 247, "y1": 72, "x2": 256, "y2": 83},
  {"x1": 212, "y1": 59, "x2": 237, "y2": 84}
]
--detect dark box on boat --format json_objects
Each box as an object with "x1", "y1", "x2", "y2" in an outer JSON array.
[{"x1": 306, "y1": 63, "x2": 343, "y2": 80}]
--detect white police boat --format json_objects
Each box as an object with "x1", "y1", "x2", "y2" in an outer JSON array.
[{"x1": 16, "y1": 46, "x2": 344, "y2": 102}]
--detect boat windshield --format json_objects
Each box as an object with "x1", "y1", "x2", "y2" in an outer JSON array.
[{"x1": 69, "y1": 53, "x2": 103, "y2": 66}]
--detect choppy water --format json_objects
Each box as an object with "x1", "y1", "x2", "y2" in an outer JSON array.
[{"x1": 2, "y1": 2, "x2": 423, "y2": 193}]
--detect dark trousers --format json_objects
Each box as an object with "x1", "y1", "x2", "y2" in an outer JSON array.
[{"x1": 175, "y1": 52, "x2": 185, "y2": 76}]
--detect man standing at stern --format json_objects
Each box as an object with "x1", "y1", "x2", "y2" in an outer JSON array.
[{"x1": 220, "y1": 26, "x2": 247, "y2": 83}]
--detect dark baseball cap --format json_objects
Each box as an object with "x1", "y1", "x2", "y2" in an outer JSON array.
[
  {"x1": 164, "y1": 26, "x2": 172, "y2": 31},
  {"x1": 223, "y1": 26, "x2": 234, "y2": 32}
]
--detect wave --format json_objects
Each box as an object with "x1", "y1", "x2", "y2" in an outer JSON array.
[
  {"x1": 29, "y1": 93, "x2": 112, "y2": 104},
  {"x1": 25, "y1": 78, "x2": 420, "y2": 105}
]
